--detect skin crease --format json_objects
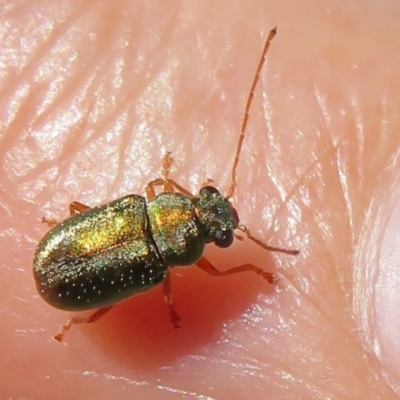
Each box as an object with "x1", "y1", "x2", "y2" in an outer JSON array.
[{"x1": 2, "y1": 0, "x2": 400, "y2": 398}]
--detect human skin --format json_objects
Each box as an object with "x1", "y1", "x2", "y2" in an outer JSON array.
[{"x1": 2, "y1": 0, "x2": 400, "y2": 399}]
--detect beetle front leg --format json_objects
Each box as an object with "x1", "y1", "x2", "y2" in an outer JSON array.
[
  {"x1": 146, "y1": 178, "x2": 170, "y2": 200},
  {"x1": 146, "y1": 153, "x2": 174, "y2": 198},
  {"x1": 146, "y1": 153, "x2": 194, "y2": 200},
  {"x1": 146, "y1": 178, "x2": 194, "y2": 200},
  {"x1": 195, "y1": 256, "x2": 277, "y2": 284},
  {"x1": 53, "y1": 306, "x2": 113, "y2": 342}
]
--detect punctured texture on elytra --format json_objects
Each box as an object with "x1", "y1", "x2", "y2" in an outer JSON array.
[{"x1": 33, "y1": 195, "x2": 167, "y2": 311}]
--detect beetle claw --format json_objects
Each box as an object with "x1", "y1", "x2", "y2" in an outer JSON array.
[{"x1": 262, "y1": 272, "x2": 278, "y2": 284}]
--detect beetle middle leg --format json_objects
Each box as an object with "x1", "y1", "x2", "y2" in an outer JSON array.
[
  {"x1": 162, "y1": 271, "x2": 181, "y2": 328},
  {"x1": 195, "y1": 256, "x2": 277, "y2": 284},
  {"x1": 53, "y1": 306, "x2": 113, "y2": 342}
]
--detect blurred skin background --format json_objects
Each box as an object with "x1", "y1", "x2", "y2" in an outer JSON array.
[{"x1": 2, "y1": 1, "x2": 400, "y2": 398}]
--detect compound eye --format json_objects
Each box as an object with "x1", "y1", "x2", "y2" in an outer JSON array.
[
  {"x1": 200, "y1": 186, "x2": 220, "y2": 196},
  {"x1": 214, "y1": 230, "x2": 234, "y2": 248}
]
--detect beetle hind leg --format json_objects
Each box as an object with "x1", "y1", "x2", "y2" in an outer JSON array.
[
  {"x1": 42, "y1": 216, "x2": 58, "y2": 228},
  {"x1": 53, "y1": 306, "x2": 113, "y2": 342},
  {"x1": 69, "y1": 201, "x2": 91, "y2": 215},
  {"x1": 42, "y1": 201, "x2": 92, "y2": 228}
]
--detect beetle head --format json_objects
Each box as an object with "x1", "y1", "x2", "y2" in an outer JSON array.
[{"x1": 193, "y1": 186, "x2": 239, "y2": 248}]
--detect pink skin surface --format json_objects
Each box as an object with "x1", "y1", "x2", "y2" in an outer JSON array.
[{"x1": 2, "y1": 1, "x2": 400, "y2": 399}]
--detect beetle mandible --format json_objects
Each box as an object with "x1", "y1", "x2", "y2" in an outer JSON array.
[{"x1": 33, "y1": 27, "x2": 299, "y2": 342}]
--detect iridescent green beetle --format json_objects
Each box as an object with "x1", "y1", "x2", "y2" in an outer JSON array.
[{"x1": 33, "y1": 27, "x2": 298, "y2": 342}]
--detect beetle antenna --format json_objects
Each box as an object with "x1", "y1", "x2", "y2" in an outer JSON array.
[
  {"x1": 237, "y1": 225, "x2": 299, "y2": 255},
  {"x1": 226, "y1": 27, "x2": 277, "y2": 199}
]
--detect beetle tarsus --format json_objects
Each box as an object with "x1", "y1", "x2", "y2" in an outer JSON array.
[
  {"x1": 262, "y1": 272, "x2": 278, "y2": 284},
  {"x1": 42, "y1": 216, "x2": 58, "y2": 228},
  {"x1": 53, "y1": 306, "x2": 113, "y2": 342}
]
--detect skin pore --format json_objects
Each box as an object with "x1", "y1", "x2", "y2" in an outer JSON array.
[{"x1": 2, "y1": 1, "x2": 400, "y2": 398}]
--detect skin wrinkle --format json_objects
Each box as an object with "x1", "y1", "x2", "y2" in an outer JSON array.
[
  {"x1": 336, "y1": 145, "x2": 355, "y2": 241},
  {"x1": 312, "y1": 83, "x2": 352, "y2": 240},
  {"x1": 2, "y1": 1, "x2": 400, "y2": 399},
  {"x1": 353, "y1": 149, "x2": 400, "y2": 395}
]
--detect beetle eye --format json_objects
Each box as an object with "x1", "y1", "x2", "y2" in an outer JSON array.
[
  {"x1": 200, "y1": 186, "x2": 220, "y2": 196},
  {"x1": 214, "y1": 230, "x2": 234, "y2": 248}
]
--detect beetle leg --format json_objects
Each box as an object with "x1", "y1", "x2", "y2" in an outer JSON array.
[
  {"x1": 162, "y1": 152, "x2": 173, "y2": 181},
  {"x1": 146, "y1": 153, "x2": 194, "y2": 200},
  {"x1": 146, "y1": 152, "x2": 175, "y2": 197},
  {"x1": 41, "y1": 216, "x2": 58, "y2": 227},
  {"x1": 162, "y1": 271, "x2": 181, "y2": 328},
  {"x1": 146, "y1": 178, "x2": 194, "y2": 200},
  {"x1": 53, "y1": 306, "x2": 113, "y2": 342},
  {"x1": 195, "y1": 256, "x2": 277, "y2": 284},
  {"x1": 42, "y1": 202, "x2": 91, "y2": 228},
  {"x1": 69, "y1": 201, "x2": 91, "y2": 215},
  {"x1": 167, "y1": 180, "x2": 194, "y2": 198},
  {"x1": 146, "y1": 178, "x2": 168, "y2": 200}
]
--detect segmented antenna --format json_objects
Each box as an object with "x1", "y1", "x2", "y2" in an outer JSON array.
[
  {"x1": 227, "y1": 27, "x2": 299, "y2": 256},
  {"x1": 226, "y1": 27, "x2": 277, "y2": 199},
  {"x1": 238, "y1": 225, "x2": 299, "y2": 255}
]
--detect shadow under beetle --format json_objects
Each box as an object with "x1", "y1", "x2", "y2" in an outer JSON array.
[{"x1": 33, "y1": 27, "x2": 299, "y2": 342}]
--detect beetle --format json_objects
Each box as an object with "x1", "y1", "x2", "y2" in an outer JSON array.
[{"x1": 33, "y1": 27, "x2": 299, "y2": 342}]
